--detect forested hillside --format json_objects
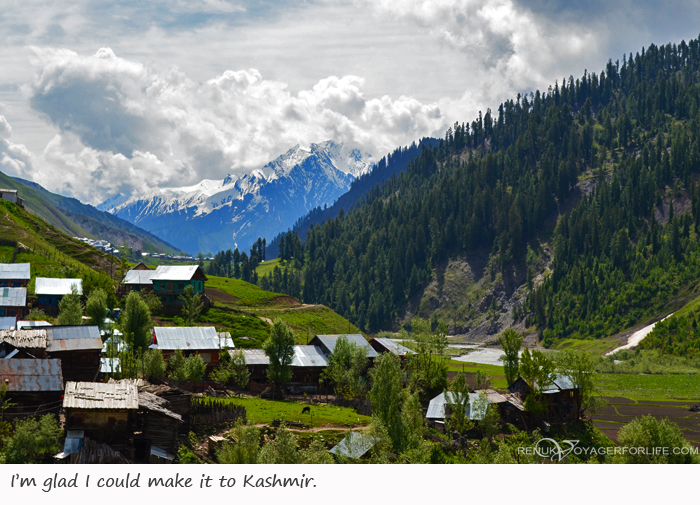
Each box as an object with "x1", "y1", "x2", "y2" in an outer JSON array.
[{"x1": 250, "y1": 38, "x2": 700, "y2": 348}]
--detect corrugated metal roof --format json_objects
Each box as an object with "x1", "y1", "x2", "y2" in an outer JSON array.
[
  {"x1": 552, "y1": 374, "x2": 575, "y2": 391},
  {"x1": 0, "y1": 263, "x2": 30, "y2": 280},
  {"x1": 16, "y1": 320, "x2": 53, "y2": 330},
  {"x1": 0, "y1": 359, "x2": 63, "y2": 392},
  {"x1": 371, "y1": 337, "x2": 417, "y2": 356},
  {"x1": 240, "y1": 348, "x2": 270, "y2": 365},
  {"x1": 0, "y1": 317, "x2": 16, "y2": 330},
  {"x1": 426, "y1": 392, "x2": 490, "y2": 420},
  {"x1": 100, "y1": 357, "x2": 121, "y2": 373},
  {"x1": 153, "y1": 326, "x2": 233, "y2": 350},
  {"x1": 150, "y1": 265, "x2": 201, "y2": 281},
  {"x1": 46, "y1": 325, "x2": 101, "y2": 340},
  {"x1": 312, "y1": 334, "x2": 379, "y2": 358},
  {"x1": 47, "y1": 337, "x2": 103, "y2": 353},
  {"x1": 329, "y1": 432, "x2": 376, "y2": 459},
  {"x1": 0, "y1": 329, "x2": 48, "y2": 348},
  {"x1": 35, "y1": 277, "x2": 83, "y2": 296},
  {"x1": 292, "y1": 345, "x2": 328, "y2": 367},
  {"x1": 0, "y1": 287, "x2": 26, "y2": 307},
  {"x1": 63, "y1": 381, "x2": 139, "y2": 410},
  {"x1": 122, "y1": 269, "x2": 157, "y2": 285},
  {"x1": 475, "y1": 388, "x2": 508, "y2": 404}
]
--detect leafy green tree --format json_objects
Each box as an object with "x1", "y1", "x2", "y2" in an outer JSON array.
[
  {"x1": 1, "y1": 414, "x2": 63, "y2": 463},
  {"x1": 167, "y1": 350, "x2": 188, "y2": 382},
  {"x1": 498, "y1": 328, "x2": 523, "y2": 386},
  {"x1": 475, "y1": 394, "x2": 500, "y2": 443},
  {"x1": 27, "y1": 308, "x2": 52, "y2": 323},
  {"x1": 408, "y1": 317, "x2": 448, "y2": 397},
  {"x1": 301, "y1": 436, "x2": 334, "y2": 464},
  {"x1": 263, "y1": 319, "x2": 296, "y2": 397},
  {"x1": 143, "y1": 348, "x2": 166, "y2": 381},
  {"x1": 179, "y1": 284, "x2": 203, "y2": 326},
  {"x1": 85, "y1": 288, "x2": 108, "y2": 331},
  {"x1": 57, "y1": 284, "x2": 83, "y2": 326},
  {"x1": 320, "y1": 335, "x2": 368, "y2": 400},
  {"x1": 368, "y1": 353, "x2": 406, "y2": 453},
  {"x1": 613, "y1": 416, "x2": 699, "y2": 463},
  {"x1": 185, "y1": 354, "x2": 207, "y2": 383},
  {"x1": 257, "y1": 423, "x2": 299, "y2": 464},
  {"x1": 81, "y1": 270, "x2": 117, "y2": 309},
  {"x1": 519, "y1": 348, "x2": 556, "y2": 415},
  {"x1": 121, "y1": 291, "x2": 153, "y2": 352},
  {"x1": 217, "y1": 420, "x2": 261, "y2": 464},
  {"x1": 554, "y1": 349, "x2": 598, "y2": 416},
  {"x1": 445, "y1": 372, "x2": 473, "y2": 449},
  {"x1": 474, "y1": 369, "x2": 491, "y2": 390},
  {"x1": 229, "y1": 349, "x2": 250, "y2": 389},
  {"x1": 0, "y1": 381, "x2": 16, "y2": 421}
]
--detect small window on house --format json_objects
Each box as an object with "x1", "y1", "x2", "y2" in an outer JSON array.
[
  {"x1": 178, "y1": 282, "x2": 184, "y2": 290},
  {"x1": 200, "y1": 352, "x2": 211, "y2": 363}
]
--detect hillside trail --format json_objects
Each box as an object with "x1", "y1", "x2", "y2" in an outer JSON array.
[{"x1": 1, "y1": 208, "x2": 28, "y2": 240}]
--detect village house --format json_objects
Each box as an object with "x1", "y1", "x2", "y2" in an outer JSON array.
[
  {"x1": 0, "y1": 328, "x2": 49, "y2": 359},
  {"x1": 426, "y1": 391, "x2": 492, "y2": 431},
  {"x1": 508, "y1": 374, "x2": 579, "y2": 425},
  {"x1": 369, "y1": 337, "x2": 417, "y2": 359},
  {"x1": 62, "y1": 381, "x2": 139, "y2": 452},
  {"x1": 0, "y1": 358, "x2": 64, "y2": 419},
  {"x1": 35, "y1": 277, "x2": 83, "y2": 312},
  {"x1": 150, "y1": 265, "x2": 207, "y2": 306},
  {"x1": 309, "y1": 334, "x2": 379, "y2": 360},
  {"x1": 46, "y1": 325, "x2": 102, "y2": 382},
  {"x1": 0, "y1": 287, "x2": 27, "y2": 319},
  {"x1": 240, "y1": 344, "x2": 329, "y2": 394},
  {"x1": 16, "y1": 319, "x2": 52, "y2": 330},
  {"x1": 151, "y1": 326, "x2": 233, "y2": 371},
  {"x1": 120, "y1": 264, "x2": 157, "y2": 296},
  {"x1": 0, "y1": 263, "x2": 30, "y2": 287},
  {"x1": 0, "y1": 188, "x2": 23, "y2": 206}
]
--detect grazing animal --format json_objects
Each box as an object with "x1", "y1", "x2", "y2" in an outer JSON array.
[{"x1": 301, "y1": 406, "x2": 311, "y2": 414}]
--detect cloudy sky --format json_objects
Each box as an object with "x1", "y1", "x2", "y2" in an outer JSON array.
[{"x1": 0, "y1": 0, "x2": 698, "y2": 205}]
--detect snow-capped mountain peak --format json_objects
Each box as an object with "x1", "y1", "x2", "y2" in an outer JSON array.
[{"x1": 99, "y1": 141, "x2": 374, "y2": 254}]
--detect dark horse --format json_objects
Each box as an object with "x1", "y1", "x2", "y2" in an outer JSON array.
[{"x1": 301, "y1": 406, "x2": 311, "y2": 414}]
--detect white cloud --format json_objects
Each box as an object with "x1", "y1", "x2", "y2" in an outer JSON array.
[
  {"x1": 26, "y1": 47, "x2": 446, "y2": 204},
  {"x1": 0, "y1": 115, "x2": 36, "y2": 179}
]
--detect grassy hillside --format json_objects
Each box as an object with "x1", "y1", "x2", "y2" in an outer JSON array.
[
  {"x1": 1, "y1": 172, "x2": 180, "y2": 255},
  {"x1": 195, "y1": 275, "x2": 365, "y2": 347},
  {"x1": 0, "y1": 199, "x2": 119, "y2": 274}
]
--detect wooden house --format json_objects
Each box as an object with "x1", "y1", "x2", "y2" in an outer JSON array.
[
  {"x1": 309, "y1": 334, "x2": 379, "y2": 360},
  {"x1": 0, "y1": 263, "x2": 30, "y2": 288},
  {"x1": 0, "y1": 287, "x2": 26, "y2": 319},
  {"x1": 63, "y1": 381, "x2": 138, "y2": 452},
  {"x1": 46, "y1": 325, "x2": 102, "y2": 382},
  {"x1": 0, "y1": 329, "x2": 49, "y2": 359},
  {"x1": 35, "y1": 277, "x2": 82, "y2": 311},
  {"x1": 508, "y1": 374, "x2": 579, "y2": 424},
  {"x1": 0, "y1": 359, "x2": 64, "y2": 419},
  {"x1": 150, "y1": 265, "x2": 207, "y2": 306},
  {"x1": 152, "y1": 326, "x2": 233, "y2": 371},
  {"x1": 240, "y1": 345, "x2": 328, "y2": 394}
]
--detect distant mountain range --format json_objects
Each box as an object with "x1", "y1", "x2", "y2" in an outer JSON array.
[
  {"x1": 0, "y1": 172, "x2": 181, "y2": 255},
  {"x1": 98, "y1": 140, "x2": 374, "y2": 254}
]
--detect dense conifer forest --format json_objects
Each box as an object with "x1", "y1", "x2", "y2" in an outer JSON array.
[{"x1": 221, "y1": 37, "x2": 700, "y2": 351}]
